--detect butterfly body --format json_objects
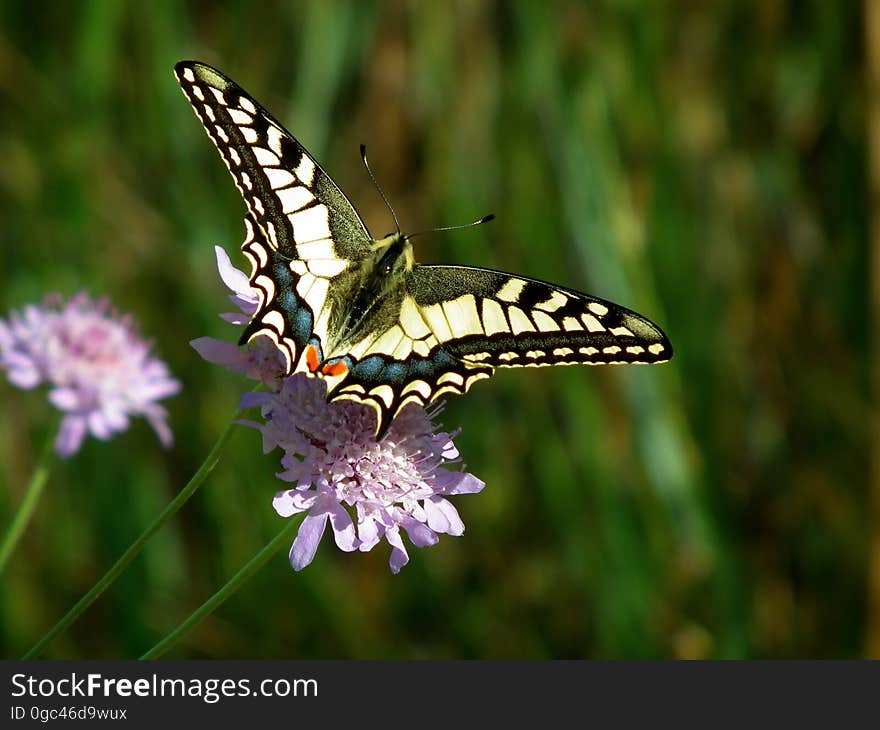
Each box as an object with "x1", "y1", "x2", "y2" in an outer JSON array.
[
  {"x1": 324, "y1": 232, "x2": 413, "y2": 357},
  {"x1": 175, "y1": 61, "x2": 672, "y2": 437}
]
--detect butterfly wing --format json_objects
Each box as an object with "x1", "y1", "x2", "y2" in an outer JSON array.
[
  {"x1": 408, "y1": 265, "x2": 672, "y2": 367},
  {"x1": 174, "y1": 60, "x2": 372, "y2": 372},
  {"x1": 326, "y1": 265, "x2": 671, "y2": 437}
]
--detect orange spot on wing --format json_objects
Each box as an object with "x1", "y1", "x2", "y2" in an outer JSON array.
[
  {"x1": 306, "y1": 345, "x2": 319, "y2": 373},
  {"x1": 321, "y1": 361, "x2": 349, "y2": 377}
]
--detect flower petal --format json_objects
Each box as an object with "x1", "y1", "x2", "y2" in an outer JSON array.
[
  {"x1": 424, "y1": 496, "x2": 465, "y2": 536},
  {"x1": 400, "y1": 515, "x2": 438, "y2": 548},
  {"x1": 239, "y1": 392, "x2": 272, "y2": 410},
  {"x1": 220, "y1": 311, "x2": 252, "y2": 325},
  {"x1": 229, "y1": 296, "x2": 258, "y2": 316},
  {"x1": 145, "y1": 410, "x2": 174, "y2": 448},
  {"x1": 289, "y1": 512, "x2": 328, "y2": 571},
  {"x1": 87, "y1": 410, "x2": 115, "y2": 440},
  {"x1": 214, "y1": 246, "x2": 254, "y2": 297},
  {"x1": 357, "y1": 512, "x2": 382, "y2": 551},
  {"x1": 47, "y1": 386, "x2": 82, "y2": 411},
  {"x1": 190, "y1": 337, "x2": 250, "y2": 368},
  {"x1": 435, "y1": 471, "x2": 486, "y2": 495},
  {"x1": 273, "y1": 489, "x2": 318, "y2": 517},
  {"x1": 55, "y1": 416, "x2": 87, "y2": 458},
  {"x1": 5, "y1": 362, "x2": 42, "y2": 389},
  {"x1": 327, "y1": 500, "x2": 358, "y2": 552},
  {"x1": 385, "y1": 526, "x2": 410, "y2": 574}
]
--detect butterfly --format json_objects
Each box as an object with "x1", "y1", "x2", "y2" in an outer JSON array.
[{"x1": 175, "y1": 60, "x2": 672, "y2": 438}]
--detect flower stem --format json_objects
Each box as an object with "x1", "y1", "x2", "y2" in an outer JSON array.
[
  {"x1": 22, "y1": 411, "x2": 244, "y2": 659},
  {"x1": 140, "y1": 516, "x2": 300, "y2": 659},
  {"x1": 0, "y1": 428, "x2": 55, "y2": 576}
]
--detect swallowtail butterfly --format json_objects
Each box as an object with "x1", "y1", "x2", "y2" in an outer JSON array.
[{"x1": 175, "y1": 61, "x2": 672, "y2": 437}]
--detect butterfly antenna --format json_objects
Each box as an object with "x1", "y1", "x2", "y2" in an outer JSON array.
[
  {"x1": 408, "y1": 213, "x2": 495, "y2": 240},
  {"x1": 360, "y1": 144, "x2": 401, "y2": 235}
]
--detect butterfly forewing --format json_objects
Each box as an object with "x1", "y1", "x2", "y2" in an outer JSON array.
[{"x1": 175, "y1": 60, "x2": 374, "y2": 373}]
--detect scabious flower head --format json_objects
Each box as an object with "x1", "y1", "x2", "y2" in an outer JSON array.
[
  {"x1": 244, "y1": 378, "x2": 484, "y2": 573},
  {"x1": 0, "y1": 292, "x2": 181, "y2": 457},
  {"x1": 196, "y1": 246, "x2": 486, "y2": 573}
]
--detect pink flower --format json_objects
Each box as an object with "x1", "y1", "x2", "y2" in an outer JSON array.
[
  {"x1": 0, "y1": 293, "x2": 180, "y2": 457},
  {"x1": 247, "y1": 377, "x2": 484, "y2": 573},
  {"x1": 197, "y1": 247, "x2": 486, "y2": 573}
]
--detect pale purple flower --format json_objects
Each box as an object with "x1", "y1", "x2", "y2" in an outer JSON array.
[
  {"x1": 0, "y1": 293, "x2": 181, "y2": 457},
  {"x1": 245, "y1": 376, "x2": 484, "y2": 573},
  {"x1": 199, "y1": 246, "x2": 486, "y2": 573}
]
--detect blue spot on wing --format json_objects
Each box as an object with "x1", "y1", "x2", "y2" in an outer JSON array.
[
  {"x1": 383, "y1": 362, "x2": 408, "y2": 383},
  {"x1": 355, "y1": 356, "x2": 385, "y2": 379},
  {"x1": 293, "y1": 303, "x2": 313, "y2": 342},
  {"x1": 349, "y1": 349, "x2": 462, "y2": 387},
  {"x1": 272, "y1": 259, "x2": 294, "y2": 285},
  {"x1": 272, "y1": 253, "x2": 314, "y2": 341}
]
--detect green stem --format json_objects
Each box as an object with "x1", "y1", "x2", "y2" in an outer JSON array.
[
  {"x1": 0, "y1": 429, "x2": 56, "y2": 576},
  {"x1": 140, "y1": 516, "x2": 300, "y2": 659},
  {"x1": 22, "y1": 411, "x2": 243, "y2": 659}
]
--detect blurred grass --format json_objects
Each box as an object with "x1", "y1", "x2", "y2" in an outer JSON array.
[{"x1": 0, "y1": 0, "x2": 868, "y2": 658}]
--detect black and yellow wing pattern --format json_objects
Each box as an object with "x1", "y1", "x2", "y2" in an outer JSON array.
[{"x1": 175, "y1": 60, "x2": 672, "y2": 437}]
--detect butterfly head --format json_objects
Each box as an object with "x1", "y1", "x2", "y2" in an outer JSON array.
[{"x1": 371, "y1": 232, "x2": 415, "y2": 277}]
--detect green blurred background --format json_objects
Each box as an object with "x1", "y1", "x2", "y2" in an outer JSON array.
[{"x1": 0, "y1": 0, "x2": 872, "y2": 658}]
